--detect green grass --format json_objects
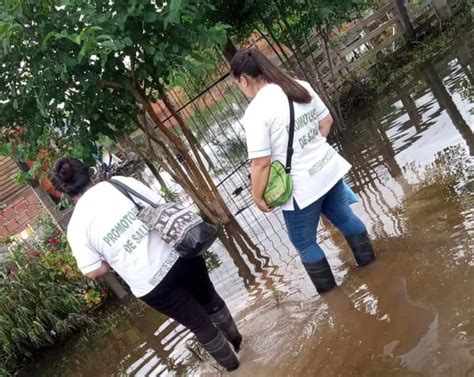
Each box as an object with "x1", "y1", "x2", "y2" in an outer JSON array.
[{"x1": 17, "y1": 298, "x2": 148, "y2": 376}]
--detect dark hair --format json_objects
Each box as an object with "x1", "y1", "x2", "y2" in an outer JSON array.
[
  {"x1": 230, "y1": 48, "x2": 311, "y2": 104},
  {"x1": 52, "y1": 157, "x2": 91, "y2": 197}
]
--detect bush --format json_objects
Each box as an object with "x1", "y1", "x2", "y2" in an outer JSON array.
[{"x1": 0, "y1": 217, "x2": 106, "y2": 375}]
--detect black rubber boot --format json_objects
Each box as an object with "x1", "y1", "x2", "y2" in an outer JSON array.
[
  {"x1": 209, "y1": 305, "x2": 243, "y2": 352},
  {"x1": 345, "y1": 231, "x2": 376, "y2": 266},
  {"x1": 201, "y1": 331, "x2": 239, "y2": 372},
  {"x1": 303, "y1": 259, "x2": 336, "y2": 294}
]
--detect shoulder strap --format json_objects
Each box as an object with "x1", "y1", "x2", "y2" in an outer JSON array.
[
  {"x1": 285, "y1": 97, "x2": 295, "y2": 173},
  {"x1": 108, "y1": 179, "x2": 158, "y2": 210}
]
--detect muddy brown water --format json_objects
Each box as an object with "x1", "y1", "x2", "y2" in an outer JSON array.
[{"x1": 33, "y1": 36, "x2": 473, "y2": 377}]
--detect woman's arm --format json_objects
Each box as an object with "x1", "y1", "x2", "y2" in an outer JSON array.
[
  {"x1": 319, "y1": 113, "x2": 334, "y2": 138},
  {"x1": 250, "y1": 156, "x2": 273, "y2": 212},
  {"x1": 85, "y1": 262, "x2": 110, "y2": 279}
]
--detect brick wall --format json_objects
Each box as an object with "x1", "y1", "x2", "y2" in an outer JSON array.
[
  {"x1": 0, "y1": 156, "x2": 45, "y2": 239},
  {"x1": 0, "y1": 187, "x2": 43, "y2": 238}
]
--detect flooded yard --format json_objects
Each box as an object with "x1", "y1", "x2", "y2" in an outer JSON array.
[{"x1": 31, "y1": 34, "x2": 473, "y2": 377}]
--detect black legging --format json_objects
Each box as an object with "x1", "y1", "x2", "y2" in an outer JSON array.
[{"x1": 140, "y1": 256, "x2": 225, "y2": 344}]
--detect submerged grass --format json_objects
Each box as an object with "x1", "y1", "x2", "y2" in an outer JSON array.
[{"x1": 17, "y1": 298, "x2": 147, "y2": 376}]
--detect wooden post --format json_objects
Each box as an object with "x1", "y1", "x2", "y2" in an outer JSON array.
[{"x1": 393, "y1": 0, "x2": 416, "y2": 42}]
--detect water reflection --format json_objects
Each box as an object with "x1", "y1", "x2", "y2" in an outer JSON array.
[
  {"x1": 455, "y1": 40, "x2": 473, "y2": 86},
  {"x1": 321, "y1": 264, "x2": 436, "y2": 376},
  {"x1": 421, "y1": 62, "x2": 474, "y2": 156},
  {"x1": 399, "y1": 87, "x2": 423, "y2": 132}
]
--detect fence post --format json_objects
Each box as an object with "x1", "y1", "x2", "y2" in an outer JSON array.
[
  {"x1": 432, "y1": 0, "x2": 454, "y2": 20},
  {"x1": 393, "y1": 0, "x2": 416, "y2": 42}
]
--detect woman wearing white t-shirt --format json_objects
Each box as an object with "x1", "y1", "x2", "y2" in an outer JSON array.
[
  {"x1": 52, "y1": 157, "x2": 241, "y2": 371},
  {"x1": 230, "y1": 49, "x2": 375, "y2": 294}
]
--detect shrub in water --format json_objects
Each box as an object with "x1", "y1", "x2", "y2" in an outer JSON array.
[{"x1": 0, "y1": 217, "x2": 105, "y2": 374}]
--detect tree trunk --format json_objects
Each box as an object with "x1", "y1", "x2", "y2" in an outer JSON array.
[
  {"x1": 253, "y1": 22, "x2": 292, "y2": 72},
  {"x1": 127, "y1": 113, "x2": 277, "y2": 287},
  {"x1": 261, "y1": 18, "x2": 299, "y2": 74},
  {"x1": 272, "y1": 7, "x2": 316, "y2": 85},
  {"x1": 128, "y1": 80, "x2": 269, "y2": 271},
  {"x1": 319, "y1": 27, "x2": 345, "y2": 130},
  {"x1": 143, "y1": 158, "x2": 169, "y2": 191},
  {"x1": 194, "y1": 139, "x2": 215, "y2": 171},
  {"x1": 222, "y1": 36, "x2": 238, "y2": 63}
]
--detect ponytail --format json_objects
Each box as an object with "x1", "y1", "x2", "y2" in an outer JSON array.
[{"x1": 230, "y1": 48, "x2": 311, "y2": 104}]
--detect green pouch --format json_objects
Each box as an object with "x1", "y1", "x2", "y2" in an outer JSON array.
[
  {"x1": 263, "y1": 96, "x2": 295, "y2": 208},
  {"x1": 264, "y1": 161, "x2": 293, "y2": 207}
]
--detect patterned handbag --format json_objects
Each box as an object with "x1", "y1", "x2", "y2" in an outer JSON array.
[{"x1": 108, "y1": 179, "x2": 218, "y2": 258}]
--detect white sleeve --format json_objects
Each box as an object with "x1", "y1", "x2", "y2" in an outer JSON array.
[
  {"x1": 113, "y1": 176, "x2": 163, "y2": 206},
  {"x1": 299, "y1": 80, "x2": 330, "y2": 120},
  {"x1": 68, "y1": 232, "x2": 102, "y2": 275},
  {"x1": 314, "y1": 93, "x2": 330, "y2": 120},
  {"x1": 310, "y1": 89, "x2": 330, "y2": 120},
  {"x1": 243, "y1": 110, "x2": 272, "y2": 159}
]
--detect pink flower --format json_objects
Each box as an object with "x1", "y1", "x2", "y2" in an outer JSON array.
[{"x1": 49, "y1": 238, "x2": 59, "y2": 246}]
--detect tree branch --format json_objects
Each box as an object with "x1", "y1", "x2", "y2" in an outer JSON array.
[{"x1": 101, "y1": 80, "x2": 126, "y2": 90}]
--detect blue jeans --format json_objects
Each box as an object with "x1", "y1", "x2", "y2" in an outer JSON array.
[{"x1": 283, "y1": 180, "x2": 367, "y2": 264}]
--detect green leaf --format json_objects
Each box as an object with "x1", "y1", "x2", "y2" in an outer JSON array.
[
  {"x1": 42, "y1": 31, "x2": 55, "y2": 46},
  {"x1": 0, "y1": 143, "x2": 13, "y2": 157},
  {"x1": 2, "y1": 38, "x2": 10, "y2": 54},
  {"x1": 144, "y1": 12, "x2": 159, "y2": 23},
  {"x1": 96, "y1": 34, "x2": 113, "y2": 41},
  {"x1": 55, "y1": 32, "x2": 80, "y2": 44},
  {"x1": 123, "y1": 37, "x2": 133, "y2": 46},
  {"x1": 153, "y1": 51, "x2": 165, "y2": 65},
  {"x1": 164, "y1": 0, "x2": 183, "y2": 28},
  {"x1": 145, "y1": 45, "x2": 156, "y2": 55},
  {"x1": 13, "y1": 171, "x2": 28, "y2": 185},
  {"x1": 100, "y1": 40, "x2": 116, "y2": 50}
]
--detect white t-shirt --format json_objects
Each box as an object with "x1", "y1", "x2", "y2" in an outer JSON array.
[
  {"x1": 67, "y1": 176, "x2": 179, "y2": 297},
  {"x1": 243, "y1": 81, "x2": 351, "y2": 211}
]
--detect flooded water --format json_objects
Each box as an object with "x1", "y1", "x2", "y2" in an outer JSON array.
[{"x1": 34, "y1": 34, "x2": 473, "y2": 377}]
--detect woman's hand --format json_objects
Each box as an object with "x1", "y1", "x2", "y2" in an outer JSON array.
[
  {"x1": 255, "y1": 197, "x2": 273, "y2": 213},
  {"x1": 250, "y1": 156, "x2": 272, "y2": 208},
  {"x1": 250, "y1": 156, "x2": 273, "y2": 213},
  {"x1": 85, "y1": 261, "x2": 110, "y2": 279}
]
